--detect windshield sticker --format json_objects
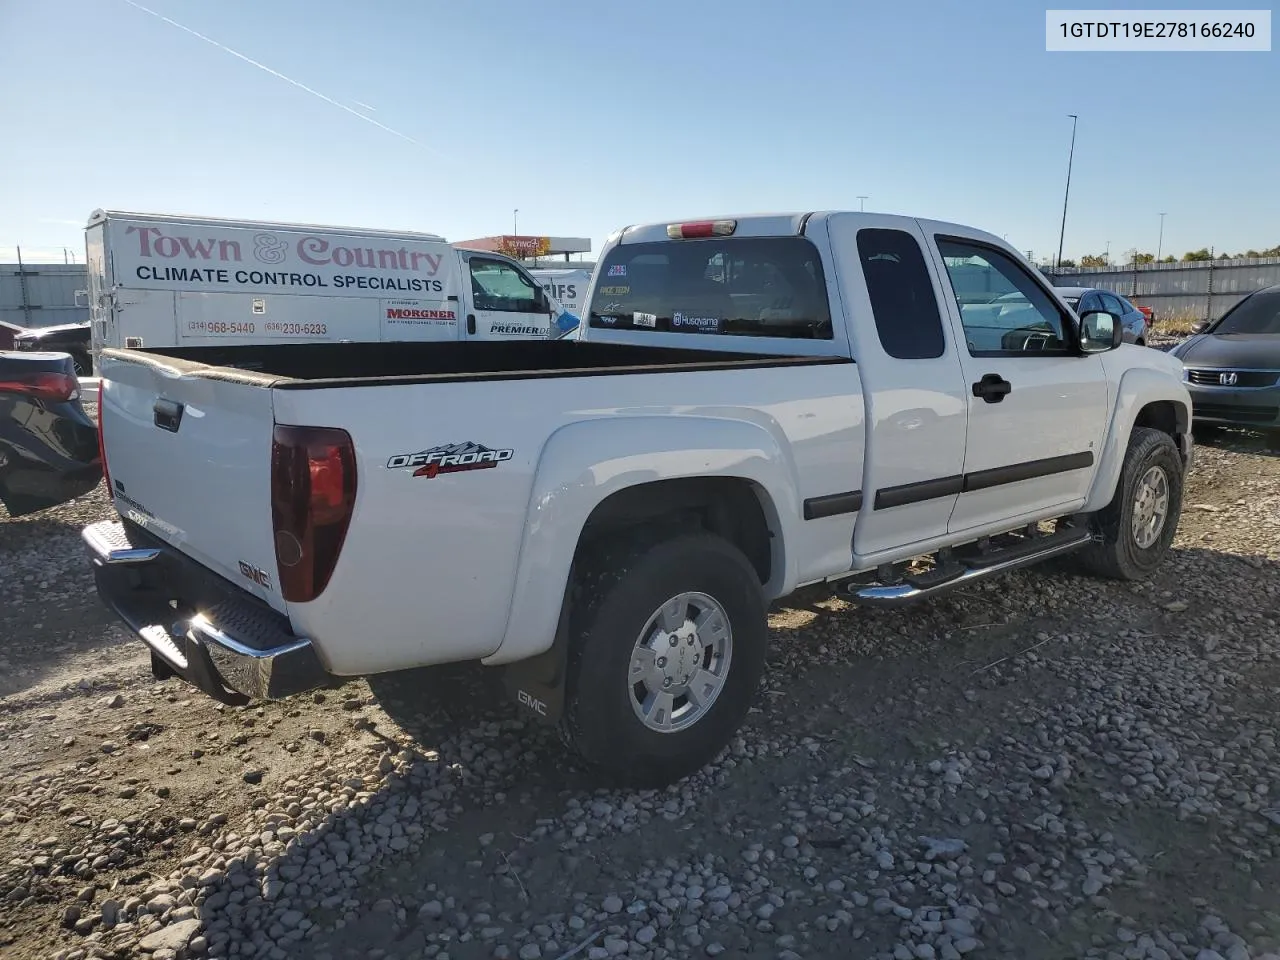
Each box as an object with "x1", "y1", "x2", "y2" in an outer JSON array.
[
  {"x1": 671, "y1": 312, "x2": 722, "y2": 333},
  {"x1": 634, "y1": 312, "x2": 658, "y2": 328},
  {"x1": 607, "y1": 264, "x2": 627, "y2": 277},
  {"x1": 599, "y1": 285, "x2": 629, "y2": 296},
  {"x1": 597, "y1": 315, "x2": 618, "y2": 326},
  {"x1": 387, "y1": 442, "x2": 514, "y2": 479}
]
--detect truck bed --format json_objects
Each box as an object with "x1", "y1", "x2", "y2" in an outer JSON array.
[{"x1": 125, "y1": 340, "x2": 843, "y2": 387}]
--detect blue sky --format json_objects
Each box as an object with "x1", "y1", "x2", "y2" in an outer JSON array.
[{"x1": 1, "y1": 0, "x2": 1276, "y2": 264}]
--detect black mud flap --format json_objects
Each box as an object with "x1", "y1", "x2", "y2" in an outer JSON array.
[{"x1": 500, "y1": 569, "x2": 574, "y2": 725}]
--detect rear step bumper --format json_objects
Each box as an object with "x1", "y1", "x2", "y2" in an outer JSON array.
[
  {"x1": 843, "y1": 525, "x2": 1094, "y2": 608},
  {"x1": 82, "y1": 519, "x2": 331, "y2": 704}
]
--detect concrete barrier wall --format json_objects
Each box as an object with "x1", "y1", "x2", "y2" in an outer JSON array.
[{"x1": 1045, "y1": 258, "x2": 1280, "y2": 325}]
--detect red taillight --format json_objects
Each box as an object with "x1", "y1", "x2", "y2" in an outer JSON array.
[
  {"x1": 270, "y1": 425, "x2": 357, "y2": 603},
  {"x1": 0, "y1": 372, "x2": 79, "y2": 402},
  {"x1": 97, "y1": 389, "x2": 110, "y2": 488},
  {"x1": 666, "y1": 219, "x2": 737, "y2": 240}
]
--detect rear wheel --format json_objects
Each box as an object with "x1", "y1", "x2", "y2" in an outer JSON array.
[
  {"x1": 1077, "y1": 427, "x2": 1184, "y2": 581},
  {"x1": 69, "y1": 349, "x2": 90, "y2": 377},
  {"x1": 560, "y1": 533, "x2": 767, "y2": 787}
]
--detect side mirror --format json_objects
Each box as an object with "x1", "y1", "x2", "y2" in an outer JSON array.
[
  {"x1": 1079, "y1": 310, "x2": 1122, "y2": 353},
  {"x1": 1191, "y1": 319, "x2": 1210, "y2": 334}
]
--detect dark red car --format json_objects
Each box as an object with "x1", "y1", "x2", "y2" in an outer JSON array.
[{"x1": 0, "y1": 320, "x2": 26, "y2": 352}]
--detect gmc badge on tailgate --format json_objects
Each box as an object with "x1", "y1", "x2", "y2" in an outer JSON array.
[{"x1": 238, "y1": 561, "x2": 272, "y2": 591}]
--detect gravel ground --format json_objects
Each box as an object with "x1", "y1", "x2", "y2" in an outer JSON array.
[{"x1": 3, "y1": 423, "x2": 1280, "y2": 960}]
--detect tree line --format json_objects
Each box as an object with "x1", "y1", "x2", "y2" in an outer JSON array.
[{"x1": 1059, "y1": 244, "x2": 1280, "y2": 268}]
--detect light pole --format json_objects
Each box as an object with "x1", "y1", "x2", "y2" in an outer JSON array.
[
  {"x1": 856, "y1": 196, "x2": 868, "y2": 212},
  {"x1": 513, "y1": 208, "x2": 519, "y2": 236},
  {"x1": 1156, "y1": 212, "x2": 1166, "y2": 262},
  {"x1": 1105, "y1": 240, "x2": 1110, "y2": 264},
  {"x1": 1056, "y1": 114, "x2": 1078, "y2": 271}
]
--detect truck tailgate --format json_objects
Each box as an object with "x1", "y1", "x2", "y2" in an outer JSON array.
[{"x1": 98, "y1": 353, "x2": 285, "y2": 614}]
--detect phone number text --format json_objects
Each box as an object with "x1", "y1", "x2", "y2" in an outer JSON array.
[
  {"x1": 186, "y1": 321, "x2": 255, "y2": 335},
  {"x1": 264, "y1": 322, "x2": 329, "y2": 336}
]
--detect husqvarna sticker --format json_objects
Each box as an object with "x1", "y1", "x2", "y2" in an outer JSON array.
[{"x1": 671, "y1": 312, "x2": 721, "y2": 333}]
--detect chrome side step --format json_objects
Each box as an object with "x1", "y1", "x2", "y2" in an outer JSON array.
[{"x1": 842, "y1": 527, "x2": 1093, "y2": 609}]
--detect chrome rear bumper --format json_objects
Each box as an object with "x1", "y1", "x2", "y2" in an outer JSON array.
[{"x1": 82, "y1": 519, "x2": 330, "y2": 703}]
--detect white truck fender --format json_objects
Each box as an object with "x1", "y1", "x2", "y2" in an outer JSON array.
[
  {"x1": 482, "y1": 415, "x2": 804, "y2": 666},
  {"x1": 1082, "y1": 366, "x2": 1192, "y2": 513}
]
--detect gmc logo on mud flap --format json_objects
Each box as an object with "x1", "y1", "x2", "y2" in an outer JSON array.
[
  {"x1": 518, "y1": 689, "x2": 548, "y2": 716},
  {"x1": 238, "y1": 561, "x2": 272, "y2": 590}
]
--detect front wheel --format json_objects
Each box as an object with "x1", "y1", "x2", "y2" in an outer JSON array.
[
  {"x1": 1077, "y1": 427, "x2": 1184, "y2": 581},
  {"x1": 561, "y1": 533, "x2": 768, "y2": 787}
]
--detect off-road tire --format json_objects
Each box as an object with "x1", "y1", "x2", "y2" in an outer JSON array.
[
  {"x1": 560, "y1": 532, "x2": 767, "y2": 788},
  {"x1": 1077, "y1": 426, "x2": 1184, "y2": 581}
]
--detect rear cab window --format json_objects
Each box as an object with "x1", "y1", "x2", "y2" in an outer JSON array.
[{"x1": 587, "y1": 237, "x2": 833, "y2": 340}]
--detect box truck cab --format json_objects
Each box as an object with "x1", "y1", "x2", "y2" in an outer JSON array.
[{"x1": 84, "y1": 211, "x2": 556, "y2": 363}]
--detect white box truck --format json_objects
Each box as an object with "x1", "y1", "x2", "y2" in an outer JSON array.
[{"x1": 84, "y1": 211, "x2": 558, "y2": 364}]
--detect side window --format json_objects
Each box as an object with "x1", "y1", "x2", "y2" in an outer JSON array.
[
  {"x1": 1100, "y1": 292, "x2": 1126, "y2": 316},
  {"x1": 936, "y1": 238, "x2": 1072, "y2": 356},
  {"x1": 469, "y1": 259, "x2": 540, "y2": 313},
  {"x1": 856, "y1": 228, "x2": 945, "y2": 360}
]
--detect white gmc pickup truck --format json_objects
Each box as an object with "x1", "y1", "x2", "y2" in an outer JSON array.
[{"x1": 84, "y1": 212, "x2": 1192, "y2": 786}]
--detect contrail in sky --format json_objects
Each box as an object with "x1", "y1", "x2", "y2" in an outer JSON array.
[{"x1": 121, "y1": 0, "x2": 437, "y2": 155}]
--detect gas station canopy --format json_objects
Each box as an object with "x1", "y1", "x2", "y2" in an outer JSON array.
[{"x1": 454, "y1": 234, "x2": 592, "y2": 261}]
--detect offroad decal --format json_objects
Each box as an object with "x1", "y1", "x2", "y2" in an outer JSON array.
[{"x1": 386, "y1": 442, "x2": 514, "y2": 479}]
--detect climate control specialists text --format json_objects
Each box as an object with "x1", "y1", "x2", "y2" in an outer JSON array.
[{"x1": 134, "y1": 265, "x2": 445, "y2": 293}]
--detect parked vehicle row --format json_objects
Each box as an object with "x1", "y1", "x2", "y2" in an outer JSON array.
[
  {"x1": 0, "y1": 350, "x2": 101, "y2": 517},
  {"x1": 83, "y1": 210, "x2": 1193, "y2": 785}
]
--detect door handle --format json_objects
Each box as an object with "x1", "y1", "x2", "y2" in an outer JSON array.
[
  {"x1": 972, "y1": 373, "x2": 1012, "y2": 404},
  {"x1": 153, "y1": 398, "x2": 184, "y2": 432},
  {"x1": 466, "y1": 314, "x2": 476, "y2": 334}
]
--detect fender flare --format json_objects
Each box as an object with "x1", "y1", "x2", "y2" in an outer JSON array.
[
  {"x1": 485, "y1": 414, "x2": 802, "y2": 670},
  {"x1": 1083, "y1": 368, "x2": 1191, "y2": 513}
]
